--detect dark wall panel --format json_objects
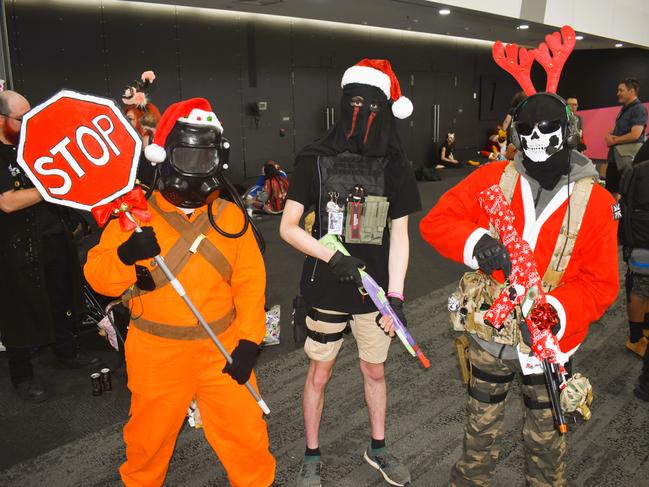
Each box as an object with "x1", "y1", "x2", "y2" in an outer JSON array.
[{"x1": 6, "y1": 0, "x2": 536, "y2": 179}]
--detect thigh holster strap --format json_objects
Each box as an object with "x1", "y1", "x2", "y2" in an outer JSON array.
[
  {"x1": 306, "y1": 327, "x2": 349, "y2": 344},
  {"x1": 471, "y1": 365, "x2": 515, "y2": 384},
  {"x1": 523, "y1": 395, "x2": 552, "y2": 410},
  {"x1": 468, "y1": 387, "x2": 508, "y2": 404},
  {"x1": 307, "y1": 308, "x2": 352, "y2": 324}
]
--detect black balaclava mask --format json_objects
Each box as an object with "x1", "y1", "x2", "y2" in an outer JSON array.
[
  {"x1": 159, "y1": 121, "x2": 226, "y2": 208},
  {"x1": 298, "y1": 83, "x2": 404, "y2": 159},
  {"x1": 515, "y1": 93, "x2": 571, "y2": 190}
]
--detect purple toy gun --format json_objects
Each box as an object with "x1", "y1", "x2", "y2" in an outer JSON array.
[{"x1": 320, "y1": 234, "x2": 430, "y2": 369}]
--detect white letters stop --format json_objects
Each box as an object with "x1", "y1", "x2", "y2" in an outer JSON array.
[{"x1": 35, "y1": 114, "x2": 122, "y2": 195}]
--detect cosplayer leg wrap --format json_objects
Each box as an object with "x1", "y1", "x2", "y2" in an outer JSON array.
[
  {"x1": 522, "y1": 378, "x2": 566, "y2": 487},
  {"x1": 450, "y1": 342, "x2": 516, "y2": 487},
  {"x1": 195, "y1": 344, "x2": 275, "y2": 487},
  {"x1": 119, "y1": 328, "x2": 196, "y2": 487}
]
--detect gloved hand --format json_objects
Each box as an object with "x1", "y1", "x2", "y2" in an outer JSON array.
[
  {"x1": 328, "y1": 250, "x2": 365, "y2": 287},
  {"x1": 117, "y1": 227, "x2": 161, "y2": 266},
  {"x1": 376, "y1": 295, "x2": 407, "y2": 336},
  {"x1": 473, "y1": 234, "x2": 511, "y2": 277},
  {"x1": 520, "y1": 302, "x2": 561, "y2": 345},
  {"x1": 222, "y1": 339, "x2": 260, "y2": 385}
]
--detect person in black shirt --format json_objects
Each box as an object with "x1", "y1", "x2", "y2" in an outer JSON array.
[
  {"x1": 0, "y1": 90, "x2": 100, "y2": 403},
  {"x1": 280, "y1": 59, "x2": 421, "y2": 487},
  {"x1": 605, "y1": 78, "x2": 648, "y2": 198},
  {"x1": 436, "y1": 132, "x2": 462, "y2": 168}
]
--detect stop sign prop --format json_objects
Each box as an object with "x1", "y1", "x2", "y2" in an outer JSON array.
[{"x1": 17, "y1": 90, "x2": 142, "y2": 211}]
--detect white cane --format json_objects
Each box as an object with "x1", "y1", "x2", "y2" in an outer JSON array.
[{"x1": 125, "y1": 211, "x2": 270, "y2": 415}]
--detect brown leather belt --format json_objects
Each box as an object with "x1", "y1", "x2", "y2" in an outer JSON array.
[{"x1": 131, "y1": 308, "x2": 236, "y2": 340}]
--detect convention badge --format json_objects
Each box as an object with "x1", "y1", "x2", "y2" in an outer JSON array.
[{"x1": 326, "y1": 191, "x2": 344, "y2": 235}]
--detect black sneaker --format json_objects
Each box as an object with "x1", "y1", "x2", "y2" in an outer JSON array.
[
  {"x1": 364, "y1": 447, "x2": 411, "y2": 486},
  {"x1": 56, "y1": 349, "x2": 102, "y2": 369},
  {"x1": 634, "y1": 381, "x2": 649, "y2": 402},
  {"x1": 14, "y1": 379, "x2": 47, "y2": 403}
]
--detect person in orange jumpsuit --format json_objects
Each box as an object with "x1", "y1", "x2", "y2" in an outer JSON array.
[{"x1": 84, "y1": 98, "x2": 275, "y2": 487}]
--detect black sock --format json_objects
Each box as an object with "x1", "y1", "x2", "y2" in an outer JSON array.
[
  {"x1": 305, "y1": 447, "x2": 321, "y2": 457},
  {"x1": 371, "y1": 438, "x2": 386, "y2": 450},
  {"x1": 644, "y1": 313, "x2": 649, "y2": 331},
  {"x1": 630, "y1": 321, "x2": 644, "y2": 342}
]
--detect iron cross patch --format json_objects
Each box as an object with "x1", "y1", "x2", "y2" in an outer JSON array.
[{"x1": 612, "y1": 202, "x2": 622, "y2": 220}]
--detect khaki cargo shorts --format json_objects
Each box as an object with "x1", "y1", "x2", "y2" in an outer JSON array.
[{"x1": 304, "y1": 308, "x2": 391, "y2": 364}]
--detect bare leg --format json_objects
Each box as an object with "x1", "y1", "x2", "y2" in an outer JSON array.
[
  {"x1": 359, "y1": 359, "x2": 386, "y2": 440},
  {"x1": 303, "y1": 358, "x2": 336, "y2": 449}
]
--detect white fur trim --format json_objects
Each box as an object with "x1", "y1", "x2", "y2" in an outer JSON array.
[
  {"x1": 144, "y1": 143, "x2": 166, "y2": 163},
  {"x1": 545, "y1": 295, "x2": 567, "y2": 340},
  {"x1": 179, "y1": 109, "x2": 223, "y2": 133},
  {"x1": 520, "y1": 176, "x2": 575, "y2": 251},
  {"x1": 463, "y1": 227, "x2": 490, "y2": 269},
  {"x1": 392, "y1": 96, "x2": 413, "y2": 119},
  {"x1": 341, "y1": 65, "x2": 391, "y2": 99}
]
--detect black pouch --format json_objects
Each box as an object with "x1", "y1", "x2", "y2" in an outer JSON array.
[
  {"x1": 135, "y1": 265, "x2": 156, "y2": 291},
  {"x1": 292, "y1": 295, "x2": 307, "y2": 347}
]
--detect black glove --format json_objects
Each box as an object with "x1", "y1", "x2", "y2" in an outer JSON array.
[
  {"x1": 328, "y1": 250, "x2": 365, "y2": 287},
  {"x1": 117, "y1": 227, "x2": 161, "y2": 266},
  {"x1": 473, "y1": 234, "x2": 511, "y2": 277},
  {"x1": 222, "y1": 339, "x2": 260, "y2": 385},
  {"x1": 375, "y1": 295, "x2": 408, "y2": 332}
]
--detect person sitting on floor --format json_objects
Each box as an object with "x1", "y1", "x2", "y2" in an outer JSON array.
[{"x1": 436, "y1": 132, "x2": 462, "y2": 168}]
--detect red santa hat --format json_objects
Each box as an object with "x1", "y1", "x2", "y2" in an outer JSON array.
[
  {"x1": 341, "y1": 59, "x2": 413, "y2": 119},
  {"x1": 144, "y1": 97, "x2": 223, "y2": 164}
]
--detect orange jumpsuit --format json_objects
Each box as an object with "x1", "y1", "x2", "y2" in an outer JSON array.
[{"x1": 84, "y1": 193, "x2": 275, "y2": 487}]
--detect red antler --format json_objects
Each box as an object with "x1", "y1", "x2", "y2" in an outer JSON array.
[
  {"x1": 532, "y1": 25, "x2": 576, "y2": 94},
  {"x1": 492, "y1": 41, "x2": 537, "y2": 96}
]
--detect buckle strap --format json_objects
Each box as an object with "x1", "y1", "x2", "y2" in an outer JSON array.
[
  {"x1": 307, "y1": 308, "x2": 352, "y2": 324},
  {"x1": 132, "y1": 308, "x2": 235, "y2": 340},
  {"x1": 306, "y1": 328, "x2": 346, "y2": 344},
  {"x1": 468, "y1": 386, "x2": 508, "y2": 404},
  {"x1": 523, "y1": 395, "x2": 552, "y2": 410},
  {"x1": 471, "y1": 365, "x2": 515, "y2": 384}
]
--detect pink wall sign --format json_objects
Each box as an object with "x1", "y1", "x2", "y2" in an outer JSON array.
[{"x1": 579, "y1": 103, "x2": 649, "y2": 160}]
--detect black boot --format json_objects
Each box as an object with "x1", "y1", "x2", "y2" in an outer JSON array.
[
  {"x1": 14, "y1": 378, "x2": 47, "y2": 403},
  {"x1": 55, "y1": 348, "x2": 102, "y2": 369}
]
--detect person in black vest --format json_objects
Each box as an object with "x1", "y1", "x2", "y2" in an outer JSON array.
[
  {"x1": 0, "y1": 90, "x2": 100, "y2": 403},
  {"x1": 280, "y1": 59, "x2": 421, "y2": 487}
]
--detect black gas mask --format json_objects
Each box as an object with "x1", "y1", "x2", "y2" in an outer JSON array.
[
  {"x1": 513, "y1": 93, "x2": 571, "y2": 190},
  {"x1": 339, "y1": 83, "x2": 391, "y2": 155},
  {"x1": 158, "y1": 121, "x2": 230, "y2": 208}
]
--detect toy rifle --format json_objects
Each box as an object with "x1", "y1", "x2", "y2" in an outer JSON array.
[
  {"x1": 477, "y1": 185, "x2": 568, "y2": 434},
  {"x1": 320, "y1": 233, "x2": 430, "y2": 369}
]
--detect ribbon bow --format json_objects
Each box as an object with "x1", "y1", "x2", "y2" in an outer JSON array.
[{"x1": 91, "y1": 186, "x2": 152, "y2": 231}]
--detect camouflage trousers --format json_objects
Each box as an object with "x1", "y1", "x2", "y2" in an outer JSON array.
[{"x1": 450, "y1": 339, "x2": 566, "y2": 487}]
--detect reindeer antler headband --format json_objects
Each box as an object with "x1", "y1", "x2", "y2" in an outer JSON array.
[{"x1": 492, "y1": 25, "x2": 576, "y2": 96}]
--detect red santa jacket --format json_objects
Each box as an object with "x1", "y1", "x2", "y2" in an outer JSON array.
[{"x1": 420, "y1": 161, "x2": 619, "y2": 355}]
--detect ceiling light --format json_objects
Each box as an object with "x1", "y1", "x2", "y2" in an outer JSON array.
[
  {"x1": 439, "y1": 8, "x2": 451, "y2": 15},
  {"x1": 615, "y1": 42, "x2": 624, "y2": 47},
  {"x1": 575, "y1": 35, "x2": 584, "y2": 40},
  {"x1": 517, "y1": 24, "x2": 529, "y2": 30}
]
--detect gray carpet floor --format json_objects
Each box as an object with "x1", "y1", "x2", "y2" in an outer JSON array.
[{"x1": 1, "y1": 168, "x2": 648, "y2": 486}]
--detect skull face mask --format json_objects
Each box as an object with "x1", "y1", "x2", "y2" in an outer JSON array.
[
  {"x1": 517, "y1": 119, "x2": 564, "y2": 162},
  {"x1": 514, "y1": 94, "x2": 571, "y2": 190}
]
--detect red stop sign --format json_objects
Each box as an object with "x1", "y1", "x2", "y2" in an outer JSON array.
[{"x1": 17, "y1": 90, "x2": 142, "y2": 211}]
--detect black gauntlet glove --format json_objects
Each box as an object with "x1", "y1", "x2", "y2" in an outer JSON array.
[
  {"x1": 117, "y1": 227, "x2": 161, "y2": 266},
  {"x1": 222, "y1": 339, "x2": 260, "y2": 385},
  {"x1": 328, "y1": 250, "x2": 365, "y2": 287},
  {"x1": 473, "y1": 234, "x2": 511, "y2": 277}
]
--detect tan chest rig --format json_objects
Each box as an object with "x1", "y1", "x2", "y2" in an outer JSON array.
[{"x1": 449, "y1": 163, "x2": 594, "y2": 346}]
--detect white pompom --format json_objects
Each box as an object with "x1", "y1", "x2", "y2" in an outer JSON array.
[
  {"x1": 392, "y1": 96, "x2": 413, "y2": 119},
  {"x1": 144, "y1": 143, "x2": 166, "y2": 163}
]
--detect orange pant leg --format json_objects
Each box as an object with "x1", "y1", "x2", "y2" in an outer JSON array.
[
  {"x1": 119, "y1": 328, "x2": 197, "y2": 487},
  {"x1": 194, "y1": 343, "x2": 275, "y2": 487}
]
